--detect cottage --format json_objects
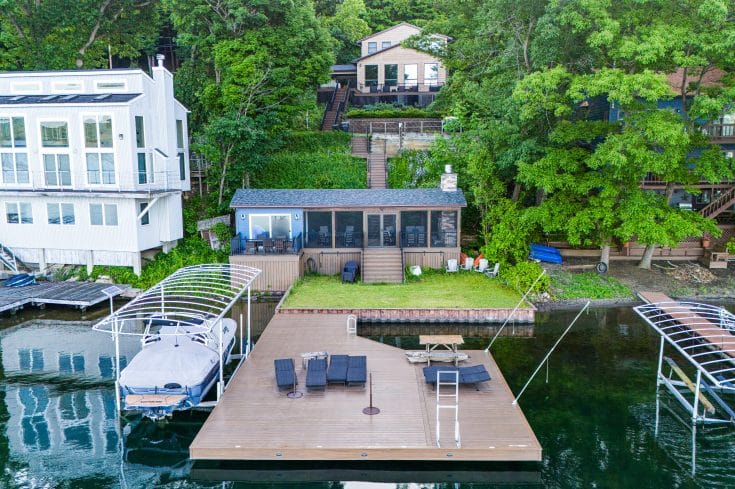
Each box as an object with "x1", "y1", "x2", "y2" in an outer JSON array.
[
  {"x1": 229, "y1": 169, "x2": 466, "y2": 290},
  {"x1": 0, "y1": 56, "x2": 189, "y2": 275}
]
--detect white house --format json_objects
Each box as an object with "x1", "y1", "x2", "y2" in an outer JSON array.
[{"x1": 0, "y1": 56, "x2": 189, "y2": 275}]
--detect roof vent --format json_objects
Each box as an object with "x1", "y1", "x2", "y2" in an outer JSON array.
[{"x1": 440, "y1": 165, "x2": 457, "y2": 192}]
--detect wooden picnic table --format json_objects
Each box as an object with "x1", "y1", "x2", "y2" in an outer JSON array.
[{"x1": 419, "y1": 335, "x2": 464, "y2": 366}]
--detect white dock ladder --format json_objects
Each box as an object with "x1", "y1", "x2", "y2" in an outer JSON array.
[
  {"x1": 346, "y1": 314, "x2": 357, "y2": 336},
  {"x1": 435, "y1": 370, "x2": 461, "y2": 448}
]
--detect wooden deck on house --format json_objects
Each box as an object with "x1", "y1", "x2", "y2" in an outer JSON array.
[
  {"x1": 189, "y1": 312, "x2": 542, "y2": 462},
  {"x1": 0, "y1": 281, "x2": 126, "y2": 314}
]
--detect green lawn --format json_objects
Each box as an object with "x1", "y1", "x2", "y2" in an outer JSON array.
[{"x1": 282, "y1": 272, "x2": 525, "y2": 309}]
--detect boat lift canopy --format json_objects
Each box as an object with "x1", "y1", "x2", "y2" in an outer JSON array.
[
  {"x1": 634, "y1": 301, "x2": 735, "y2": 390},
  {"x1": 93, "y1": 264, "x2": 261, "y2": 336}
]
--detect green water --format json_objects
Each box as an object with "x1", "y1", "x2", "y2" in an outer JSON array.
[{"x1": 0, "y1": 304, "x2": 733, "y2": 488}]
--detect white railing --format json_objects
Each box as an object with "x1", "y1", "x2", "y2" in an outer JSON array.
[{"x1": 0, "y1": 243, "x2": 19, "y2": 273}]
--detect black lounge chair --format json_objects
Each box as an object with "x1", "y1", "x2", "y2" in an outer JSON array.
[
  {"x1": 327, "y1": 354, "x2": 349, "y2": 384},
  {"x1": 346, "y1": 355, "x2": 367, "y2": 386},
  {"x1": 274, "y1": 358, "x2": 296, "y2": 390},
  {"x1": 422, "y1": 365, "x2": 492, "y2": 388},
  {"x1": 306, "y1": 358, "x2": 328, "y2": 390}
]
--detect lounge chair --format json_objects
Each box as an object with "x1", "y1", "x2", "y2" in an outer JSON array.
[
  {"x1": 327, "y1": 354, "x2": 349, "y2": 384},
  {"x1": 474, "y1": 258, "x2": 489, "y2": 273},
  {"x1": 485, "y1": 262, "x2": 500, "y2": 278},
  {"x1": 423, "y1": 364, "x2": 492, "y2": 389},
  {"x1": 346, "y1": 355, "x2": 367, "y2": 386},
  {"x1": 423, "y1": 365, "x2": 459, "y2": 385},
  {"x1": 446, "y1": 259, "x2": 458, "y2": 272},
  {"x1": 463, "y1": 257, "x2": 474, "y2": 271},
  {"x1": 274, "y1": 358, "x2": 296, "y2": 390},
  {"x1": 306, "y1": 358, "x2": 327, "y2": 390}
]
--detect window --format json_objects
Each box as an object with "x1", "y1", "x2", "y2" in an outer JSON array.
[
  {"x1": 89, "y1": 203, "x2": 117, "y2": 226},
  {"x1": 305, "y1": 211, "x2": 332, "y2": 248},
  {"x1": 47, "y1": 203, "x2": 75, "y2": 225},
  {"x1": 58, "y1": 353, "x2": 85, "y2": 373},
  {"x1": 1, "y1": 116, "x2": 29, "y2": 184},
  {"x1": 86, "y1": 153, "x2": 115, "y2": 185},
  {"x1": 18, "y1": 349, "x2": 43, "y2": 371},
  {"x1": 83, "y1": 115, "x2": 115, "y2": 185},
  {"x1": 52, "y1": 82, "x2": 82, "y2": 93},
  {"x1": 135, "y1": 116, "x2": 145, "y2": 148},
  {"x1": 95, "y1": 81, "x2": 127, "y2": 91},
  {"x1": 365, "y1": 65, "x2": 378, "y2": 87},
  {"x1": 43, "y1": 154, "x2": 71, "y2": 186},
  {"x1": 84, "y1": 115, "x2": 113, "y2": 148},
  {"x1": 404, "y1": 64, "x2": 418, "y2": 87},
  {"x1": 40, "y1": 121, "x2": 68, "y2": 147},
  {"x1": 249, "y1": 214, "x2": 291, "y2": 239},
  {"x1": 381, "y1": 41, "x2": 391, "y2": 50},
  {"x1": 335, "y1": 211, "x2": 363, "y2": 248},
  {"x1": 137, "y1": 153, "x2": 149, "y2": 184},
  {"x1": 6, "y1": 202, "x2": 32, "y2": 224},
  {"x1": 139, "y1": 202, "x2": 149, "y2": 226},
  {"x1": 430, "y1": 210, "x2": 458, "y2": 247},
  {"x1": 424, "y1": 63, "x2": 439, "y2": 86},
  {"x1": 384, "y1": 64, "x2": 398, "y2": 87},
  {"x1": 178, "y1": 153, "x2": 186, "y2": 181},
  {"x1": 367, "y1": 41, "x2": 377, "y2": 54},
  {"x1": 10, "y1": 82, "x2": 41, "y2": 93},
  {"x1": 176, "y1": 119, "x2": 185, "y2": 148},
  {"x1": 400, "y1": 211, "x2": 428, "y2": 247}
]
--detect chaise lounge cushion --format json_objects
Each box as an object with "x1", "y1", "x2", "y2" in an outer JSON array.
[
  {"x1": 327, "y1": 355, "x2": 349, "y2": 384},
  {"x1": 347, "y1": 355, "x2": 367, "y2": 385},
  {"x1": 422, "y1": 365, "x2": 492, "y2": 386},
  {"x1": 274, "y1": 358, "x2": 296, "y2": 390},
  {"x1": 306, "y1": 358, "x2": 328, "y2": 390}
]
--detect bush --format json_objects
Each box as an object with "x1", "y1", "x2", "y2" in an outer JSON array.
[
  {"x1": 345, "y1": 104, "x2": 441, "y2": 119},
  {"x1": 499, "y1": 261, "x2": 550, "y2": 295},
  {"x1": 388, "y1": 150, "x2": 433, "y2": 188},
  {"x1": 551, "y1": 271, "x2": 633, "y2": 300}
]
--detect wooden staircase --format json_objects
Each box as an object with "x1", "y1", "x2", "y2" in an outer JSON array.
[
  {"x1": 351, "y1": 135, "x2": 369, "y2": 158},
  {"x1": 700, "y1": 186, "x2": 735, "y2": 220},
  {"x1": 362, "y1": 248, "x2": 403, "y2": 283},
  {"x1": 0, "y1": 243, "x2": 18, "y2": 273},
  {"x1": 321, "y1": 85, "x2": 349, "y2": 131},
  {"x1": 367, "y1": 139, "x2": 387, "y2": 189}
]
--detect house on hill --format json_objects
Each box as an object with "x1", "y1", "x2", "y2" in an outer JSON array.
[{"x1": 0, "y1": 56, "x2": 190, "y2": 275}]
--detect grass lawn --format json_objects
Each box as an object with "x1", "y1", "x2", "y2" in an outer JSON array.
[{"x1": 282, "y1": 272, "x2": 525, "y2": 309}]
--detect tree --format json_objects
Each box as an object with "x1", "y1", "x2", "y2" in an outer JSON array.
[
  {"x1": 323, "y1": 0, "x2": 370, "y2": 63},
  {"x1": 0, "y1": 0, "x2": 159, "y2": 69}
]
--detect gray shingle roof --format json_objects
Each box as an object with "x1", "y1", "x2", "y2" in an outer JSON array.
[
  {"x1": 0, "y1": 93, "x2": 141, "y2": 105},
  {"x1": 230, "y1": 188, "x2": 466, "y2": 209}
]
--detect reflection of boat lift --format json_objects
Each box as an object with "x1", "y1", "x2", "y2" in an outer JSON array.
[{"x1": 635, "y1": 293, "x2": 735, "y2": 476}]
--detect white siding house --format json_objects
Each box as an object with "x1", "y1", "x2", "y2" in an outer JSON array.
[{"x1": 0, "y1": 58, "x2": 189, "y2": 274}]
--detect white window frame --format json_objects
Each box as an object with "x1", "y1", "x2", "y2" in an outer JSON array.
[
  {"x1": 403, "y1": 64, "x2": 418, "y2": 87},
  {"x1": 47, "y1": 203, "x2": 75, "y2": 225},
  {"x1": 83, "y1": 114, "x2": 116, "y2": 186},
  {"x1": 42, "y1": 153, "x2": 72, "y2": 188},
  {"x1": 51, "y1": 81, "x2": 83, "y2": 93},
  {"x1": 10, "y1": 82, "x2": 41, "y2": 94},
  {"x1": 139, "y1": 202, "x2": 150, "y2": 226},
  {"x1": 381, "y1": 41, "x2": 391, "y2": 50},
  {"x1": 38, "y1": 118, "x2": 72, "y2": 188},
  {"x1": 94, "y1": 80, "x2": 128, "y2": 92},
  {"x1": 89, "y1": 203, "x2": 118, "y2": 226},
  {"x1": 5, "y1": 202, "x2": 33, "y2": 224},
  {"x1": 249, "y1": 213, "x2": 291, "y2": 239},
  {"x1": 39, "y1": 119, "x2": 70, "y2": 148},
  {"x1": 367, "y1": 41, "x2": 377, "y2": 54},
  {"x1": 0, "y1": 115, "x2": 30, "y2": 186}
]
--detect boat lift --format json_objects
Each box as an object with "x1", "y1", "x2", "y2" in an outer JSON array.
[
  {"x1": 634, "y1": 300, "x2": 735, "y2": 426},
  {"x1": 93, "y1": 264, "x2": 261, "y2": 415}
]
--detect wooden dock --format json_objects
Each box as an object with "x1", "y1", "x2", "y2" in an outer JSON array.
[
  {"x1": 189, "y1": 312, "x2": 542, "y2": 462},
  {"x1": 0, "y1": 281, "x2": 126, "y2": 314}
]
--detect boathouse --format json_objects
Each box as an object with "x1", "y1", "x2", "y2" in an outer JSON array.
[{"x1": 229, "y1": 175, "x2": 466, "y2": 290}]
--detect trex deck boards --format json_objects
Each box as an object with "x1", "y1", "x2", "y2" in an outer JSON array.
[
  {"x1": 189, "y1": 312, "x2": 542, "y2": 462},
  {"x1": 0, "y1": 281, "x2": 125, "y2": 314}
]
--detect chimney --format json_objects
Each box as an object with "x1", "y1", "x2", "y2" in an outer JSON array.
[{"x1": 440, "y1": 164, "x2": 457, "y2": 192}]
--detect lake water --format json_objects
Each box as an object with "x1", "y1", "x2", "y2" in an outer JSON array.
[{"x1": 0, "y1": 303, "x2": 733, "y2": 488}]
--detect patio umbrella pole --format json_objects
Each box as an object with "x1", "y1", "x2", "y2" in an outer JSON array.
[{"x1": 363, "y1": 372, "x2": 380, "y2": 415}]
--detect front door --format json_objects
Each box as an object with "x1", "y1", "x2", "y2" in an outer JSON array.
[{"x1": 367, "y1": 214, "x2": 397, "y2": 247}]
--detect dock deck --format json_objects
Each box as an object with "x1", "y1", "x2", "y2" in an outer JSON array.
[
  {"x1": 0, "y1": 281, "x2": 125, "y2": 314},
  {"x1": 189, "y1": 313, "x2": 542, "y2": 462}
]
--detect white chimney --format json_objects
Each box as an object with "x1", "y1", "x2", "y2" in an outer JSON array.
[{"x1": 440, "y1": 164, "x2": 457, "y2": 192}]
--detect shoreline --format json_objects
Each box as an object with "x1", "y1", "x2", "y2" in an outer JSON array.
[{"x1": 535, "y1": 293, "x2": 735, "y2": 312}]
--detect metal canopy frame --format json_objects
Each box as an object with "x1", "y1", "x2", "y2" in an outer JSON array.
[{"x1": 634, "y1": 301, "x2": 735, "y2": 425}]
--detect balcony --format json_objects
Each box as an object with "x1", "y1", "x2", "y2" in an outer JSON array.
[
  {"x1": 702, "y1": 123, "x2": 735, "y2": 144},
  {"x1": 230, "y1": 233, "x2": 303, "y2": 255},
  {"x1": 350, "y1": 82, "x2": 443, "y2": 108}
]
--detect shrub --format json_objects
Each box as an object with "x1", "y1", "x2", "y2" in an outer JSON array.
[
  {"x1": 499, "y1": 261, "x2": 550, "y2": 295},
  {"x1": 345, "y1": 105, "x2": 441, "y2": 119},
  {"x1": 551, "y1": 271, "x2": 633, "y2": 300}
]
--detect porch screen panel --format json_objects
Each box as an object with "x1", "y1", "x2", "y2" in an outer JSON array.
[
  {"x1": 271, "y1": 215, "x2": 291, "y2": 238},
  {"x1": 430, "y1": 210, "x2": 457, "y2": 247},
  {"x1": 305, "y1": 211, "x2": 332, "y2": 248},
  {"x1": 400, "y1": 211, "x2": 427, "y2": 247},
  {"x1": 336, "y1": 211, "x2": 363, "y2": 248}
]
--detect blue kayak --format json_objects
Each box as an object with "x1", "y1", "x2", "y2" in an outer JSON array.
[
  {"x1": 529, "y1": 243, "x2": 563, "y2": 264},
  {"x1": 3, "y1": 273, "x2": 36, "y2": 287}
]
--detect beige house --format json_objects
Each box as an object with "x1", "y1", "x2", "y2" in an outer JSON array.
[{"x1": 354, "y1": 22, "x2": 449, "y2": 93}]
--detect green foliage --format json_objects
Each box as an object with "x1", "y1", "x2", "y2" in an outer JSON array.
[
  {"x1": 346, "y1": 105, "x2": 441, "y2": 119},
  {"x1": 481, "y1": 199, "x2": 533, "y2": 265},
  {"x1": 499, "y1": 261, "x2": 550, "y2": 295},
  {"x1": 387, "y1": 150, "x2": 434, "y2": 188},
  {"x1": 252, "y1": 131, "x2": 366, "y2": 188},
  {"x1": 727, "y1": 238, "x2": 735, "y2": 255},
  {"x1": 551, "y1": 271, "x2": 633, "y2": 300}
]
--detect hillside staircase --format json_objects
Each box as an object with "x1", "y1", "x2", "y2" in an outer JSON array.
[
  {"x1": 367, "y1": 139, "x2": 387, "y2": 189},
  {"x1": 362, "y1": 248, "x2": 403, "y2": 283},
  {"x1": 0, "y1": 243, "x2": 19, "y2": 274},
  {"x1": 321, "y1": 85, "x2": 349, "y2": 131},
  {"x1": 699, "y1": 186, "x2": 735, "y2": 220}
]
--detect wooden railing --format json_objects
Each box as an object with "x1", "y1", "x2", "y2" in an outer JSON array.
[{"x1": 702, "y1": 123, "x2": 735, "y2": 143}]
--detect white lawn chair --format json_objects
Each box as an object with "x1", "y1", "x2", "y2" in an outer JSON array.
[
  {"x1": 445, "y1": 259, "x2": 459, "y2": 272},
  {"x1": 463, "y1": 257, "x2": 474, "y2": 271},
  {"x1": 474, "y1": 258, "x2": 489, "y2": 273},
  {"x1": 484, "y1": 262, "x2": 500, "y2": 278}
]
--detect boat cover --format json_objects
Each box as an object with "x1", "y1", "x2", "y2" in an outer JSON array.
[{"x1": 119, "y1": 338, "x2": 217, "y2": 388}]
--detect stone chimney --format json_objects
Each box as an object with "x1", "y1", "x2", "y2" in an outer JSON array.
[{"x1": 440, "y1": 164, "x2": 457, "y2": 192}]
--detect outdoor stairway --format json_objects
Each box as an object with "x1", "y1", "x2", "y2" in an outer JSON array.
[
  {"x1": 321, "y1": 85, "x2": 349, "y2": 131},
  {"x1": 362, "y1": 248, "x2": 403, "y2": 283},
  {"x1": 0, "y1": 243, "x2": 18, "y2": 273},
  {"x1": 699, "y1": 185, "x2": 735, "y2": 219},
  {"x1": 367, "y1": 140, "x2": 387, "y2": 189},
  {"x1": 351, "y1": 135, "x2": 369, "y2": 158}
]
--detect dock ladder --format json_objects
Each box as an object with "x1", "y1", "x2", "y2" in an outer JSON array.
[
  {"x1": 346, "y1": 314, "x2": 357, "y2": 336},
  {"x1": 435, "y1": 370, "x2": 461, "y2": 448}
]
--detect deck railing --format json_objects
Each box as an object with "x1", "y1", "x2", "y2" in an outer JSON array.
[
  {"x1": 702, "y1": 123, "x2": 735, "y2": 143},
  {"x1": 230, "y1": 233, "x2": 303, "y2": 255},
  {"x1": 357, "y1": 82, "x2": 444, "y2": 93},
  {"x1": 304, "y1": 231, "x2": 365, "y2": 248}
]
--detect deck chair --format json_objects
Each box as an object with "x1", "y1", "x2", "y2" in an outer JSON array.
[
  {"x1": 346, "y1": 355, "x2": 367, "y2": 386},
  {"x1": 327, "y1": 354, "x2": 349, "y2": 384},
  {"x1": 459, "y1": 365, "x2": 492, "y2": 388},
  {"x1": 306, "y1": 358, "x2": 327, "y2": 390},
  {"x1": 423, "y1": 365, "x2": 459, "y2": 385},
  {"x1": 485, "y1": 262, "x2": 500, "y2": 278},
  {"x1": 474, "y1": 258, "x2": 489, "y2": 273},
  {"x1": 463, "y1": 257, "x2": 474, "y2": 271},
  {"x1": 274, "y1": 358, "x2": 296, "y2": 390},
  {"x1": 245, "y1": 240, "x2": 257, "y2": 255},
  {"x1": 445, "y1": 259, "x2": 458, "y2": 272}
]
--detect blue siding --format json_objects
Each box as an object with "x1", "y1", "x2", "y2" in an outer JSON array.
[{"x1": 235, "y1": 207, "x2": 303, "y2": 239}]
